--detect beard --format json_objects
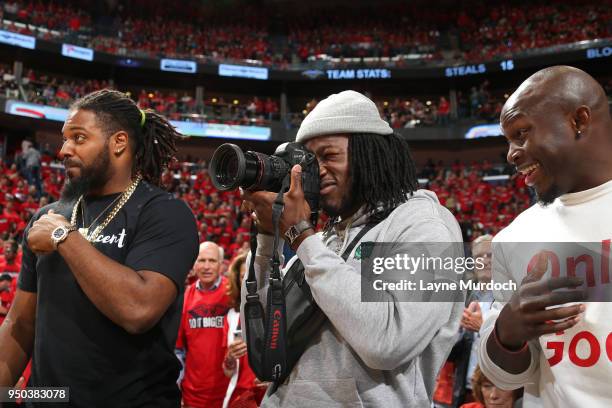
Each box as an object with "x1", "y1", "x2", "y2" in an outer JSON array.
[
  {"x1": 535, "y1": 183, "x2": 562, "y2": 206},
  {"x1": 61, "y1": 145, "x2": 112, "y2": 201},
  {"x1": 321, "y1": 194, "x2": 358, "y2": 218}
]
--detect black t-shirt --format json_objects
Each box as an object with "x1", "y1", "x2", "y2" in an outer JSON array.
[{"x1": 19, "y1": 181, "x2": 199, "y2": 408}]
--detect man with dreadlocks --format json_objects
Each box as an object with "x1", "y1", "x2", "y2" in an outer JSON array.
[
  {"x1": 241, "y1": 91, "x2": 463, "y2": 407},
  {"x1": 0, "y1": 89, "x2": 199, "y2": 407}
]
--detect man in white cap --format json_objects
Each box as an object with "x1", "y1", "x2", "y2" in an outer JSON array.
[{"x1": 242, "y1": 90, "x2": 463, "y2": 407}]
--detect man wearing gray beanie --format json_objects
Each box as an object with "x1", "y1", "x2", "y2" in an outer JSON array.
[{"x1": 242, "y1": 90, "x2": 463, "y2": 407}]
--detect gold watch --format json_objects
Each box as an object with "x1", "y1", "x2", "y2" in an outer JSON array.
[{"x1": 51, "y1": 225, "x2": 77, "y2": 250}]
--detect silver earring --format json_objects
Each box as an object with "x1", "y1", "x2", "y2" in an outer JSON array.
[{"x1": 576, "y1": 130, "x2": 582, "y2": 139}]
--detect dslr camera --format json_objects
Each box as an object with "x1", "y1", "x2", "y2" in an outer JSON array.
[{"x1": 209, "y1": 143, "x2": 320, "y2": 224}]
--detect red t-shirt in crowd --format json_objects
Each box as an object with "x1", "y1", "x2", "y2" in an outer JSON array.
[
  {"x1": 0, "y1": 280, "x2": 16, "y2": 325},
  {"x1": 0, "y1": 218, "x2": 10, "y2": 235},
  {"x1": 177, "y1": 277, "x2": 231, "y2": 408},
  {"x1": 0, "y1": 254, "x2": 21, "y2": 274},
  {"x1": 1, "y1": 210, "x2": 20, "y2": 232}
]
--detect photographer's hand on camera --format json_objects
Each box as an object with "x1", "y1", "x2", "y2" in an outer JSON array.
[
  {"x1": 487, "y1": 252, "x2": 586, "y2": 374},
  {"x1": 242, "y1": 165, "x2": 314, "y2": 250}
]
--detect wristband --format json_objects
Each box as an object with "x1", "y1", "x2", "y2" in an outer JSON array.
[
  {"x1": 493, "y1": 321, "x2": 529, "y2": 354},
  {"x1": 284, "y1": 220, "x2": 314, "y2": 246}
]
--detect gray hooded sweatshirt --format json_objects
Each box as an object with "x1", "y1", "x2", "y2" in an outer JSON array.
[{"x1": 241, "y1": 190, "x2": 464, "y2": 407}]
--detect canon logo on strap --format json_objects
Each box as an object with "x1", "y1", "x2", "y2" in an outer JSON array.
[{"x1": 270, "y1": 310, "x2": 282, "y2": 350}]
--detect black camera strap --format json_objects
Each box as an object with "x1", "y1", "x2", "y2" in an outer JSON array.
[
  {"x1": 244, "y1": 173, "x2": 292, "y2": 382},
  {"x1": 264, "y1": 173, "x2": 291, "y2": 381},
  {"x1": 244, "y1": 221, "x2": 266, "y2": 379}
]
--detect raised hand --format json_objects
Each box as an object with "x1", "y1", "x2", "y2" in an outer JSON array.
[
  {"x1": 461, "y1": 301, "x2": 483, "y2": 332},
  {"x1": 496, "y1": 252, "x2": 586, "y2": 349},
  {"x1": 27, "y1": 209, "x2": 73, "y2": 255}
]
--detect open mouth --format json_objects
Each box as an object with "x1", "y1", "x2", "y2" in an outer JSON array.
[{"x1": 518, "y1": 162, "x2": 541, "y2": 187}]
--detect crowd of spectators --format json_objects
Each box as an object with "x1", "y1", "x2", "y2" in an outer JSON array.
[
  {"x1": 380, "y1": 96, "x2": 452, "y2": 128},
  {"x1": 198, "y1": 95, "x2": 279, "y2": 125},
  {"x1": 419, "y1": 158, "x2": 532, "y2": 242},
  {"x1": 286, "y1": 3, "x2": 444, "y2": 63},
  {"x1": 456, "y1": 2, "x2": 611, "y2": 62},
  {"x1": 1, "y1": 0, "x2": 609, "y2": 68},
  {"x1": 1, "y1": 0, "x2": 282, "y2": 66},
  {"x1": 456, "y1": 81, "x2": 506, "y2": 122},
  {"x1": 21, "y1": 68, "x2": 111, "y2": 109},
  {"x1": 1, "y1": 0, "x2": 90, "y2": 34},
  {"x1": 2, "y1": 65, "x2": 280, "y2": 125},
  {"x1": 0, "y1": 64, "x2": 20, "y2": 99},
  {"x1": 4, "y1": 63, "x2": 501, "y2": 128},
  {"x1": 290, "y1": 81, "x2": 505, "y2": 129}
]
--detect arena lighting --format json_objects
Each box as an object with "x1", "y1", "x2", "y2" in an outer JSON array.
[
  {"x1": 116, "y1": 58, "x2": 141, "y2": 68},
  {"x1": 218, "y1": 64, "x2": 269, "y2": 80},
  {"x1": 0, "y1": 29, "x2": 35, "y2": 49},
  {"x1": 464, "y1": 123, "x2": 503, "y2": 139},
  {"x1": 160, "y1": 58, "x2": 197, "y2": 73},
  {"x1": 5, "y1": 100, "x2": 68, "y2": 121},
  {"x1": 170, "y1": 121, "x2": 271, "y2": 140},
  {"x1": 61, "y1": 43, "x2": 94, "y2": 61}
]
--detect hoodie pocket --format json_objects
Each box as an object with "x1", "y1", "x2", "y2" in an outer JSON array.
[{"x1": 282, "y1": 378, "x2": 364, "y2": 407}]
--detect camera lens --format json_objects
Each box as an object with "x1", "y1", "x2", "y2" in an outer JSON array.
[
  {"x1": 209, "y1": 144, "x2": 246, "y2": 190},
  {"x1": 209, "y1": 143, "x2": 268, "y2": 190},
  {"x1": 210, "y1": 143, "x2": 295, "y2": 192}
]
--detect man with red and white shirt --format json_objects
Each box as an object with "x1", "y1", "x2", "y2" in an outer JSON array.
[
  {"x1": 0, "y1": 240, "x2": 21, "y2": 275},
  {"x1": 478, "y1": 66, "x2": 612, "y2": 407},
  {"x1": 176, "y1": 241, "x2": 231, "y2": 408},
  {"x1": 0, "y1": 274, "x2": 16, "y2": 325}
]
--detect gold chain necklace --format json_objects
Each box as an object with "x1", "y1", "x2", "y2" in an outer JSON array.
[
  {"x1": 80, "y1": 193, "x2": 123, "y2": 236},
  {"x1": 70, "y1": 175, "x2": 142, "y2": 243}
]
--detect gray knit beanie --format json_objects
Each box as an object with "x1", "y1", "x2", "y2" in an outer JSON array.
[{"x1": 295, "y1": 90, "x2": 393, "y2": 143}]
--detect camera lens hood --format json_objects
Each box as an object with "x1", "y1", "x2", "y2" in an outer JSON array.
[{"x1": 209, "y1": 143, "x2": 246, "y2": 190}]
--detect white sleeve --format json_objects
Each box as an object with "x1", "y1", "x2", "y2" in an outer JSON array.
[
  {"x1": 478, "y1": 303, "x2": 540, "y2": 390},
  {"x1": 477, "y1": 241, "x2": 540, "y2": 390}
]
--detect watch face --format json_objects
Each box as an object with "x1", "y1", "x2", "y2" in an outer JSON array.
[
  {"x1": 286, "y1": 227, "x2": 298, "y2": 242},
  {"x1": 52, "y1": 227, "x2": 66, "y2": 240}
]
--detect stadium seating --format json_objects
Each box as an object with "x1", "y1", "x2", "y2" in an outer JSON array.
[{"x1": 1, "y1": 0, "x2": 609, "y2": 67}]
